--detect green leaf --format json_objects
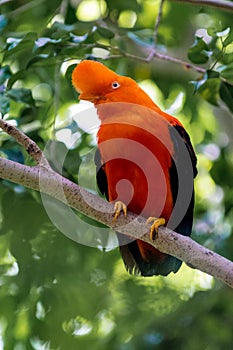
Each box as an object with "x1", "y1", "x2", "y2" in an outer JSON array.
[
  {"x1": 7, "y1": 70, "x2": 26, "y2": 89},
  {"x1": 207, "y1": 70, "x2": 219, "y2": 79},
  {"x1": 6, "y1": 88, "x2": 35, "y2": 106},
  {"x1": 188, "y1": 37, "x2": 210, "y2": 64},
  {"x1": 0, "y1": 66, "x2": 11, "y2": 85},
  {"x1": 223, "y1": 31, "x2": 233, "y2": 47},
  {"x1": 34, "y1": 37, "x2": 62, "y2": 49},
  {"x1": 70, "y1": 33, "x2": 88, "y2": 43},
  {"x1": 5, "y1": 32, "x2": 37, "y2": 58},
  {"x1": 51, "y1": 21, "x2": 77, "y2": 33},
  {"x1": 217, "y1": 63, "x2": 233, "y2": 83},
  {"x1": 0, "y1": 94, "x2": 10, "y2": 115},
  {"x1": 191, "y1": 70, "x2": 219, "y2": 93},
  {"x1": 25, "y1": 54, "x2": 50, "y2": 69},
  {"x1": 221, "y1": 52, "x2": 233, "y2": 66},
  {"x1": 6, "y1": 37, "x2": 21, "y2": 50},
  {"x1": 207, "y1": 27, "x2": 218, "y2": 37},
  {"x1": 191, "y1": 79, "x2": 205, "y2": 93},
  {"x1": 198, "y1": 78, "x2": 220, "y2": 106},
  {"x1": 219, "y1": 82, "x2": 233, "y2": 113},
  {"x1": 216, "y1": 27, "x2": 230, "y2": 38},
  {"x1": 207, "y1": 24, "x2": 229, "y2": 38},
  {"x1": 65, "y1": 64, "x2": 77, "y2": 83},
  {"x1": 96, "y1": 26, "x2": 115, "y2": 39},
  {"x1": 0, "y1": 15, "x2": 8, "y2": 32}
]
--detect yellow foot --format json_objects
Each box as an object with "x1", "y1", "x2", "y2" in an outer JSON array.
[
  {"x1": 113, "y1": 201, "x2": 127, "y2": 222},
  {"x1": 146, "y1": 217, "x2": 166, "y2": 241}
]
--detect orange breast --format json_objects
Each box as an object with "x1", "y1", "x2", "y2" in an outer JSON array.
[{"x1": 97, "y1": 115, "x2": 174, "y2": 220}]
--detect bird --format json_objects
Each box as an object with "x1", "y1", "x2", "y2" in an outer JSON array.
[{"x1": 72, "y1": 60, "x2": 197, "y2": 276}]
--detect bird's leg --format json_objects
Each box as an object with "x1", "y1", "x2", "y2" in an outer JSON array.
[
  {"x1": 113, "y1": 201, "x2": 127, "y2": 222},
  {"x1": 146, "y1": 217, "x2": 166, "y2": 241}
]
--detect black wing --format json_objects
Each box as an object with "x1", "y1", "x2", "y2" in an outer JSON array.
[
  {"x1": 94, "y1": 148, "x2": 109, "y2": 200},
  {"x1": 169, "y1": 124, "x2": 197, "y2": 237},
  {"x1": 171, "y1": 124, "x2": 197, "y2": 178}
]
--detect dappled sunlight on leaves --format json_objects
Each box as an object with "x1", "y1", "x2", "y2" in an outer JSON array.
[{"x1": 0, "y1": 0, "x2": 232, "y2": 348}]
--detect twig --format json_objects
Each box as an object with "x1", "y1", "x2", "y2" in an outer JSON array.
[
  {"x1": 170, "y1": 0, "x2": 233, "y2": 12},
  {"x1": 153, "y1": 50, "x2": 206, "y2": 72},
  {"x1": 146, "y1": 0, "x2": 166, "y2": 61},
  {"x1": 0, "y1": 119, "x2": 233, "y2": 288},
  {"x1": 59, "y1": 0, "x2": 69, "y2": 18},
  {"x1": 153, "y1": 0, "x2": 166, "y2": 48},
  {"x1": 118, "y1": 50, "x2": 206, "y2": 73},
  {"x1": 85, "y1": 42, "x2": 206, "y2": 74},
  {"x1": 0, "y1": 118, "x2": 51, "y2": 169}
]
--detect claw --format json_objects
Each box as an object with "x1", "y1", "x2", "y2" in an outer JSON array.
[
  {"x1": 113, "y1": 201, "x2": 127, "y2": 222},
  {"x1": 146, "y1": 217, "x2": 166, "y2": 241}
]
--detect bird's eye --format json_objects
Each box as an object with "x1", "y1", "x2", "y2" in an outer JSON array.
[{"x1": 112, "y1": 81, "x2": 120, "y2": 89}]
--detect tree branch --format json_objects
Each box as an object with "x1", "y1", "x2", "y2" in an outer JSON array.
[
  {"x1": 170, "y1": 0, "x2": 233, "y2": 12},
  {"x1": 0, "y1": 120, "x2": 233, "y2": 288},
  {"x1": 0, "y1": 119, "x2": 51, "y2": 169}
]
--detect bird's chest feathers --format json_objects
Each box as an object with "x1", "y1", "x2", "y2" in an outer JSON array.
[
  {"x1": 96, "y1": 111, "x2": 174, "y2": 217},
  {"x1": 97, "y1": 110, "x2": 174, "y2": 169}
]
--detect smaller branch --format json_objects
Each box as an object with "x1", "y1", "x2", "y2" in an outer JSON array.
[
  {"x1": 88, "y1": 42, "x2": 206, "y2": 74},
  {"x1": 0, "y1": 118, "x2": 51, "y2": 169},
  {"x1": 170, "y1": 0, "x2": 233, "y2": 12},
  {"x1": 59, "y1": 0, "x2": 69, "y2": 18},
  {"x1": 117, "y1": 50, "x2": 206, "y2": 74},
  {"x1": 153, "y1": 0, "x2": 165, "y2": 48},
  {"x1": 153, "y1": 50, "x2": 206, "y2": 73}
]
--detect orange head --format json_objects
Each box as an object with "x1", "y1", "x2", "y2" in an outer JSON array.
[{"x1": 72, "y1": 60, "x2": 158, "y2": 109}]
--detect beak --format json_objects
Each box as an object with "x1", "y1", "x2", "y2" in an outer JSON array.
[
  {"x1": 79, "y1": 92, "x2": 93, "y2": 101},
  {"x1": 79, "y1": 92, "x2": 101, "y2": 103}
]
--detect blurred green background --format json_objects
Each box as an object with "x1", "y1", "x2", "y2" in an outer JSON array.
[{"x1": 0, "y1": 0, "x2": 233, "y2": 349}]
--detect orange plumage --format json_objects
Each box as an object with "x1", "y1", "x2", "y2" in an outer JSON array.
[{"x1": 72, "y1": 60, "x2": 197, "y2": 276}]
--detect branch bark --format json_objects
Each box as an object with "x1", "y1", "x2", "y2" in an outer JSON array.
[
  {"x1": 0, "y1": 119, "x2": 51, "y2": 169},
  {"x1": 0, "y1": 120, "x2": 233, "y2": 288}
]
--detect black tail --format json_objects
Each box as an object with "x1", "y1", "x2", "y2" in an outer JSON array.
[{"x1": 118, "y1": 192, "x2": 194, "y2": 277}]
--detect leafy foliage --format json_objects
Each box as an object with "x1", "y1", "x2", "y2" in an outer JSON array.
[{"x1": 0, "y1": 1, "x2": 232, "y2": 349}]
